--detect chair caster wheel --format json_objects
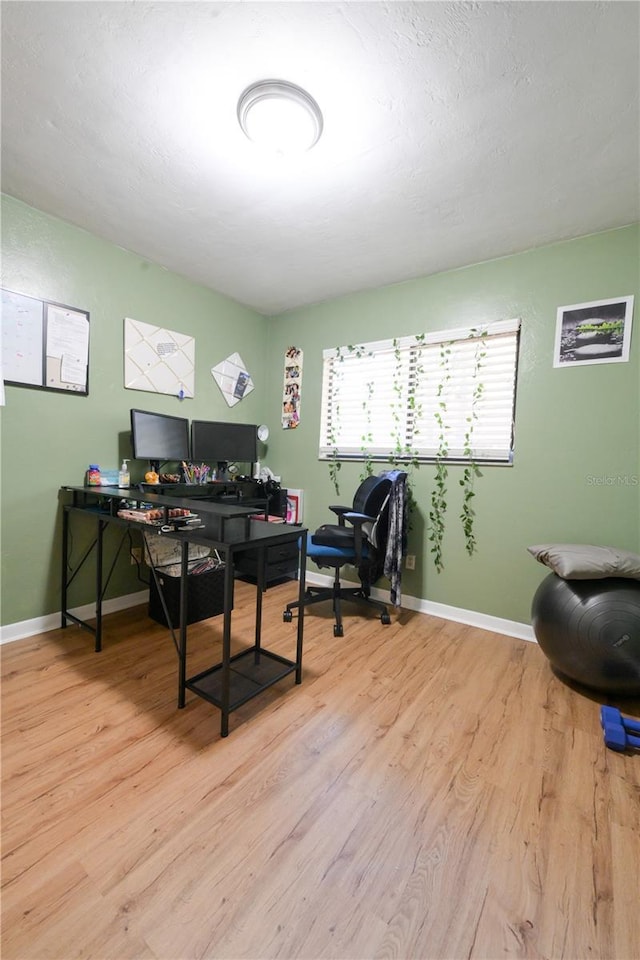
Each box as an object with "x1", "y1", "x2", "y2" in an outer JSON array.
[
  {"x1": 283, "y1": 610, "x2": 293, "y2": 623},
  {"x1": 381, "y1": 613, "x2": 391, "y2": 625},
  {"x1": 333, "y1": 624, "x2": 344, "y2": 637}
]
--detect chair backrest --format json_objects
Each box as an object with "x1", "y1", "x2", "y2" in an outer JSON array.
[
  {"x1": 352, "y1": 474, "x2": 392, "y2": 518},
  {"x1": 352, "y1": 473, "x2": 397, "y2": 584}
]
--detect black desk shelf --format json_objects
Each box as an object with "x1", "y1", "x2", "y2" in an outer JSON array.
[{"x1": 185, "y1": 647, "x2": 297, "y2": 712}]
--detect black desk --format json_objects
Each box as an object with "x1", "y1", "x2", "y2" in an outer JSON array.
[{"x1": 60, "y1": 485, "x2": 307, "y2": 737}]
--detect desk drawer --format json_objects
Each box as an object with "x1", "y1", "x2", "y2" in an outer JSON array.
[
  {"x1": 236, "y1": 541, "x2": 299, "y2": 584},
  {"x1": 268, "y1": 541, "x2": 299, "y2": 563}
]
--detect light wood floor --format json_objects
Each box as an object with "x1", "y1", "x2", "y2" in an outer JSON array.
[{"x1": 2, "y1": 581, "x2": 639, "y2": 960}]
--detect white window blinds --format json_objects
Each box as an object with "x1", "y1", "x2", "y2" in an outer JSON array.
[{"x1": 319, "y1": 319, "x2": 520, "y2": 463}]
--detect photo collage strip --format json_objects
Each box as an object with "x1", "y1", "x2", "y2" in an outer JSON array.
[{"x1": 282, "y1": 345, "x2": 302, "y2": 429}]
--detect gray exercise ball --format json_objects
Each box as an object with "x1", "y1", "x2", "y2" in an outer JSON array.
[{"x1": 531, "y1": 573, "x2": 640, "y2": 694}]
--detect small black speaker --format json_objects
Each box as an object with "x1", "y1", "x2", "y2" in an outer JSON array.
[{"x1": 267, "y1": 488, "x2": 288, "y2": 519}]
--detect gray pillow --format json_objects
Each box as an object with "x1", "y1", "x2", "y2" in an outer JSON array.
[{"x1": 527, "y1": 543, "x2": 640, "y2": 580}]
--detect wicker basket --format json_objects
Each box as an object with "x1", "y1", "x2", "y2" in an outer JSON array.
[{"x1": 149, "y1": 563, "x2": 227, "y2": 627}]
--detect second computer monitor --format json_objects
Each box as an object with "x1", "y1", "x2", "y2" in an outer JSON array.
[{"x1": 191, "y1": 420, "x2": 257, "y2": 466}]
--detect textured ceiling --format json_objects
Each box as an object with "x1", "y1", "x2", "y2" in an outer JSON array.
[{"x1": 2, "y1": 1, "x2": 639, "y2": 316}]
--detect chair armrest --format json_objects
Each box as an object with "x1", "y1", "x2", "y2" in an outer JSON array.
[
  {"x1": 343, "y1": 512, "x2": 375, "y2": 558},
  {"x1": 343, "y1": 511, "x2": 375, "y2": 525},
  {"x1": 329, "y1": 504, "x2": 350, "y2": 525}
]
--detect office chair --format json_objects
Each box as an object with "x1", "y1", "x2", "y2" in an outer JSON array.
[{"x1": 283, "y1": 470, "x2": 407, "y2": 636}]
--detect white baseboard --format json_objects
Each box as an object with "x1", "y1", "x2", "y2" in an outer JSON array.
[
  {"x1": 305, "y1": 572, "x2": 536, "y2": 643},
  {"x1": 0, "y1": 579, "x2": 535, "y2": 646},
  {"x1": 0, "y1": 590, "x2": 149, "y2": 645}
]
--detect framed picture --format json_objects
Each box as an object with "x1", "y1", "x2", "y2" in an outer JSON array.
[
  {"x1": 286, "y1": 488, "x2": 303, "y2": 524},
  {"x1": 554, "y1": 296, "x2": 634, "y2": 367}
]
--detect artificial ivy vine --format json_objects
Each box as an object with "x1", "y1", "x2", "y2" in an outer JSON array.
[
  {"x1": 389, "y1": 337, "x2": 405, "y2": 462},
  {"x1": 328, "y1": 416, "x2": 341, "y2": 494},
  {"x1": 359, "y1": 379, "x2": 375, "y2": 482},
  {"x1": 458, "y1": 330, "x2": 487, "y2": 557},
  {"x1": 406, "y1": 334, "x2": 425, "y2": 465},
  {"x1": 428, "y1": 341, "x2": 452, "y2": 573},
  {"x1": 390, "y1": 335, "x2": 424, "y2": 531}
]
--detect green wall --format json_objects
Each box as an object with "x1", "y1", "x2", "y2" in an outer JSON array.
[
  {"x1": 266, "y1": 225, "x2": 640, "y2": 622},
  {"x1": 0, "y1": 195, "x2": 267, "y2": 626},
  {"x1": 1, "y1": 193, "x2": 638, "y2": 629}
]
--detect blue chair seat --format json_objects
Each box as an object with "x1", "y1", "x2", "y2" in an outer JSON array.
[{"x1": 306, "y1": 533, "x2": 370, "y2": 563}]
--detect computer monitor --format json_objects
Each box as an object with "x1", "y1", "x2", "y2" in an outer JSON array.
[
  {"x1": 130, "y1": 409, "x2": 190, "y2": 472},
  {"x1": 191, "y1": 420, "x2": 257, "y2": 470}
]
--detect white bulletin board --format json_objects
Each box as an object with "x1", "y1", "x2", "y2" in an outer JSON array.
[
  {"x1": 1, "y1": 288, "x2": 90, "y2": 395},
  {"x1": 124, "y1": 317, "x2": 195, "y2": 398},
  {"x1": 211, "y1": 352, "x2": 254, "y2": 407}
]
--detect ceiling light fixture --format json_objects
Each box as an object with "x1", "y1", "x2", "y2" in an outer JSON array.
[{"x1": 237, "y1": 79, "x2": 323, "y2": 154}]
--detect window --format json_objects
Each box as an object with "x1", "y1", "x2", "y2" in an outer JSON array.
[{"x1": 319, "y1": 319, "x2": 520, "y2": 463}]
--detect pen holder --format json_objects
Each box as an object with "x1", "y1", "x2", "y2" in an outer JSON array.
[{"x1": 180, "y1": 462, "x2": 211, "y2": 485}]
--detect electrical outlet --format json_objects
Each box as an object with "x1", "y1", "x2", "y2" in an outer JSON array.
[
  {"x1": 130, "y1": 547, "x2": 142, "y2": 565},
  {"x1": 405, "y1": 554, "x2": 416, "y2": 570}
]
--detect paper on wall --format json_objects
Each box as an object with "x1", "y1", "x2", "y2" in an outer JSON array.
[{"x1": 211, "y1": 352, "x2": 254, "y2": 407}]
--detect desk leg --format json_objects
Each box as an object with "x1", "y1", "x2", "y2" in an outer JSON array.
[
  {"x1": 61, "y1": 508, "x2": 69, "y2": 628},
  {"x1": 254, "y1": 546, "x2": 265, "y2": 660},
  {"x1": 220, "y1": 558, "x2": 234, "y2": 738},
  {"x1": 95, "y1": 519, "x2": 105, "y2": 653},
  {"x1": 178, "y1": 543, "x2": 188, "y2": 708},
  {"x1": 295, "y1": 534, "x2": 306, "y2": 683}
]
